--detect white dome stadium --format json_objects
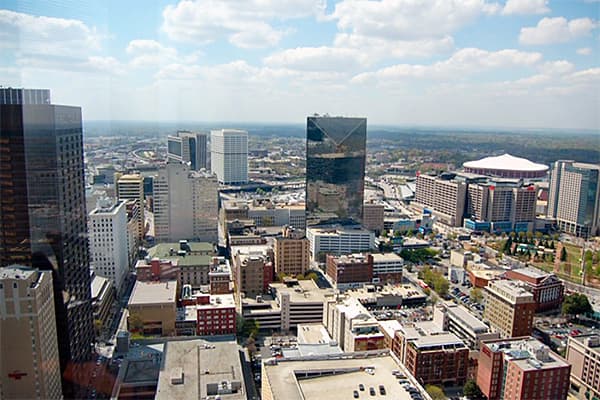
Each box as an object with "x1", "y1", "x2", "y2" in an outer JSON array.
[{"x1": 463, "y1": 154, "x2": 548, "y2": 178}]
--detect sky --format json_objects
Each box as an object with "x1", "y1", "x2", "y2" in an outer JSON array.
[{"x1": 1, "y1": 0, "x2": 599, "y2": 130}]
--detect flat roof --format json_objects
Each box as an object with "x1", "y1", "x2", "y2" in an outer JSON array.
[
  {"x1": 129, "y1": 280, "x2": 177, "y2": 306},
  {"x1": 270, "y1": 279, "x2": 334, "y2": 304},
  {"x1": 155, "y1": 337, "x2": 245, "y2": 400},
  {"x1": 510, "y1": 267, "x2": 549, "y2": 279},
  {"x1": 91, "y1": 274, "x2": 111, "y2": 299},
  {"x1": 263, "y1": 353, "x2": 425, "y2": 400},
  {"x1": 444, "y1": 303, "x2": 489, "y2": 332},
  {"x1": 378, "y1": 320, "x2": 403, "y2": 338},
  {"x1": 148, "y1": 243, "x2": 214, "y2": 267},
  {"x1": 372, "y1": 253, "x2": 404, "y2": 263},
  {"x1": 297, "y1": 323, "x2": 334, "y2": 345},
  {"x1": 485, "y1": 337, "x2": 569, "y2": 372},
  {"x1": 0, "y1": 265, "x2": 37, "y2": 280}
]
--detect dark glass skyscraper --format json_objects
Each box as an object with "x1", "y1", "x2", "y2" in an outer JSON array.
[
  {"x1": 0, "y1": 91, "x2": 94, "y2": 396},
  {"x1": 306, "y1": 116, "x2": 367, "y2": 227}
]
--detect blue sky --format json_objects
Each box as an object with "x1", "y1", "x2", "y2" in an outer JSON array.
[{"x1": 1, "y1": 0, "x2": 598, "y2": 130}]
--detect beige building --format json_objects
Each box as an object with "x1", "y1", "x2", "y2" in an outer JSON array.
[
  {"x1": 566, "y1": 335, "x2": 600, "y2": 400},
  {"x1": 362, "y1": 203, "x2": 385, "y2": 234},
  {"x1": 273, "y1": 227, "x2": 309, "y2": 277},
  {"x1": 232, "y1": 246, "x2": 270, "y2": 299},
  {"x1": 128, "y1": 280, "x2": 177, "y2": 336},
  {"x1": 117, "y1": 174, "x2": 145, "y2": 243},
  {"x1": 414, "y1": 174, "x2": 467, "y2": 227},
  {"x1": 483, "y1": 280, "x2": 536, "y2": 338},
  {"x1": 0, "y1": 266, "x2": 62, "y2": 399}
]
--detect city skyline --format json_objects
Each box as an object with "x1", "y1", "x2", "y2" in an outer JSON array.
[{"x1": 1, "y1": 0, "x2": 599, "y2": 130}]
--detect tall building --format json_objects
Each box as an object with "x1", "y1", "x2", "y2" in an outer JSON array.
[
  {"x1": 0, "y1": 94, "x2": 95, "y2": 393},
  {"x1": 478, "y1": 337, "x2": 571, "y2": 400},
  {"x1": 306, "y1": 116, "x2": 367, "y2": 227},
  {"x1": 547, "y1": 160, "x2": 600, "y2": 237},
  {"x1": 0, "y1": 266, "x2": 62, "y2": 399},
  {"x1": 504, "y1": 268, "x2": 564, "y2": 312},
  {"x1": 414, "y1": 173, "x2": 468, "y2": 227},
  {"x1": 273, "y1": 226, "x2": 309, "y2": 277},
  {"x1": 306, "y1": 226, "x2": 375, "y2": 261},
  {"x1": 167, "y1": 130, "x2": 208, "y2": 171},
  {"x1": 0, "y1": 87, "x2": 51, "y2": 105},
  {"x1": 566, "y1": 335, "x2": 600, "y2": 400},
  {"x1": 362, "y1": 203, "x2": 385, "y2": 234},
  {"x1": 483, "y1": 280, "x2": 536, "y2": 338},
  {"x1": 232, "y1": 247, "x2": 272, "y2": 299},
  {"x1": 153, "y1": 163, "x2": 218, "y2": 243},
  {"x1": 210, "y1": 129, "x2": 248, "y2": 184},
  {"x1": 89, "y1": 199, "x2": 129, "y2": 292},
  {"x1": 116, "y1": 173, "x2": 145, "y2": 242}
]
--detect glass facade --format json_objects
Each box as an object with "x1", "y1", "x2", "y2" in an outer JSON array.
[
  {"x1": 306, "y1": 116, "x2": 367, "y2": 227},
  {"x1": 0, "y1": 103, "x2": 94, "y2": 395}
]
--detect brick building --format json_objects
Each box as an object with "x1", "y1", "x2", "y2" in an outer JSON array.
[
  {"x1": 483, "y1": 280, "x2": 536, "y2": 338},
  {"x1": 504, "y1": 268, "x2": 564, "y2": 312},
  {"x1": 326, "y1": 253, "x2": 373, "y2": 286}
]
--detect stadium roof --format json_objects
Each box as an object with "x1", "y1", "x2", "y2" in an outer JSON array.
[{"x1": 463, "y1": 154, "x2": 548, "y2": 172}]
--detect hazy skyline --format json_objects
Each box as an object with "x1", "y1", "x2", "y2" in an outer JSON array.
[{"x1": 1, "y1": 0, "x2": 599, "y2": 130}]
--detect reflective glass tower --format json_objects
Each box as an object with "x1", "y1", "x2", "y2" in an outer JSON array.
[
  {"x1": 0, "y1": 91, "x2": 94, "y2": 397},
  {"x1": 306, "y1": 116, "x2": 367, "y2": 227}
]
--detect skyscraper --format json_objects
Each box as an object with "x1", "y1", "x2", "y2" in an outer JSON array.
[
  {"x1": 547, "y1": 160, "x2": 600, "y2": 237},
  {"x1": 0, "y1": 266, "x2": 63, "y2": 399},
  {"x1": 167, "y1": 130, "x2": 208, "y2": 171},
  {"x1": 153, "y1": 162, "x2": 219, "y2": 242},
  {"x1": 0, "y1": 91, "x2": 94, "y2": 395},
  {"x1": 306, "y1": 116, "x2": 367, "y2": 227},
  {"x1": 116, "y1": 173, "x2": 145, "y2": 243},
  {"x1": 210, "y1": 129, "x2": 248, "y2": 184}
]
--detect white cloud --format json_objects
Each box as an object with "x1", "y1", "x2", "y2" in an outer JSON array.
[
  {"x1": 0, "y1": 9, "x2": 101, "y2": 56},
  {"x1": 161, "y1": 0, "x2": 325, "y2": 48},
  {"x1": 15, "y1": 55, "x2": 124, "y2": 75},
  {"x1": 538, "y1": 60, "x2": 575, "y2": 75},
  {"x1": 577, "y1": 47, "x2": 593, "y2": 55},
  {"x1": 333, "y1": 34, "x2": 455, "y2": 60},
  {"x1": 502, "y1": 0, "x2": 550, "y2": 15},
  {"x1": 264, "y1": 46, "x2": 368, "y2": 71},
  {"x1": 126, "y1": 39, "x2": 200, "y2": 67},
  {"x1": 519, "y1": 17, "x2": 598, "y2": 45},
  {"x1": 352, "y1": 48, "x2": 543, "y2": 83}
]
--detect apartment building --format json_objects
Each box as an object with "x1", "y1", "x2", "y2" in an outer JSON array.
[
  {"x1": 483, "y1": 280, "x2": 536, "y2": 338},
  {"x1": 273, "y1": 226, "x2": 309, "y2": 277},
  {"x1": 414, "y1": 173, "x2": 468, "y2": 227},
  {"x1": 566, "y1": 335, "x2": 600, "y2": 400}
]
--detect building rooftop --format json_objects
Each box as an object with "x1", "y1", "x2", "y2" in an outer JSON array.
[
  {"x1": 154, "y1": 337, "x2": 245, "y2": 400},
  {"x1": 485, "y1": 337, "x2": 570, "y2": 372},
  {"x1": 509, "y1": 267, "x2": 549, "y2": 280},
  {"x1": 443, "y1": 302, "x2": 489, "y2": 333},
  {"x1": 262, "y1": 352, "x2": 428, "y2": 400},
  {"x1": 463, "y1": 153, "x2": 548, "y2": 173},
  {"x1": 91, "y1": 274, "x2": 111, "y2": 300},
  {"x1": 0, "y1": 265, "x2": 37, "y2": 280},
  {"x1": 297, "y1": 323, "x2": 335, "y2": 345},
  {"x1": 486, "y1": 279, "x2": 534, "y2": 304},
  {"x1": 569, "y1": 334, "x2": 600, "y2": 351},
  {"x1": 196, "y1": 294, "x2": 236, "y2": 310},
  {"x1": 372, "y1": 253, "x2": 404, "y2": 263},
  {"x1": 129, "y1": 280, "x2": 177, "y2": 306},
  {"x1": 307, "y1": 226, "x2": 374, "y2": 236},
  {"x1": 270, "y1": 279, "x2": 334, "y2": 304},
  {"x1": 378, "y1": 319, "x2": 403, "y2": 339},
  {"x1": 147, "y1": 243, "x2": 214, "y2": 267}
]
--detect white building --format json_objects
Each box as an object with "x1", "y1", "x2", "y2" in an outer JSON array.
[
  {"x1": 116, "y1": 173, "x2": 145, "y2": 242},
  {"x1": 89, "y1": 199, "x2": 129, "y2": 292},
  {"x1": 153, "y1": 162, "x2": 218, "y2": 243},
  {"x1": 306, "y1": 227, "x2": 375, "y2": 260},
  {"x1": 210, "y1": 129, "x2": 248, "y2": 184}
]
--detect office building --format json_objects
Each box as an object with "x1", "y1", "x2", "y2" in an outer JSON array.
[
  {"x1": 116, "y1": 174, "x2": 145, "y2": 242},
  {"x1": 371, "y1": 253, "x2": 404, "y2": 284},
  {"x1": 306, "y1": 226, "x2": 375, "y2": 261},
  {"x1": 89, "y1": 199, "x2": 129, "y2": 292},
  {"x1": 433, "y1": 302, "x2": 500, "y2": 350},
  {"x1": 124, "y1": 199, "x2": 141, "y2": 267},
  {"x1": 153, "y1": 162, "x2": 218, "y2": 242},
  {"x1": 0, "y1": 94, "x2": 95, "y2": 390},
  {"x1": 362, "y1": 202, "x2": 385, "y2": 234},
  {"x1": 478, "y1": 337, "x2": 571, "y2": 400},
  {"x1": 128, "y1": 280, "x2": 177, "y2": 336},
  {"x1": 566, "y1": 335, "x2": 600, "y2": 400},
  {"x1": 192, "y1": 294, "x2": 236, "y2": 336},
  {"x1": 326, "y1": 253, "x2": 373, "y2": 287},
  {"x1": 548, "y1": 160, "x2": 600, "y2": 237},
  {"x1": 414, "y1": 173, "x2": 468, "y2": 227},
  {"x1": 0, "y1": 87, "x2": 51, "y2": 105},
  {"x1": 221, "y1": 198, "x2": 306, "y2": 230},
  {"x1": 0, "y1": 266, "x2": 62, "y2": 399},
  {"x1": 167, "y1": 130, "x2": 208, "y2": 171},
  {"x1": 210, "y1": 129, "x2": 248, "y2": 184},
  {"x1": 90, "y1": 274, "x2": 115, "y2": 336},
  {"x1": 306, "y1": 116, "x2": 367, "y2": 227},
  {"x1": 232, "y1": 246, "x2": 273, "y2": 299},
  {"x1": 392, "y1": 322, "x2": 469, "y2": 385},
  {"x1": 273, "y1": 226, "x2": 310, "y2": 277},
  {"x1": 154, "y1": 338, "x2": 245, "y2": 400},
  {"x1": 504, "y1": 268, "x2": 564, "y2": 312},
  {"x1": 483, "y1": 280, "x2": 536, "y2": 338}
]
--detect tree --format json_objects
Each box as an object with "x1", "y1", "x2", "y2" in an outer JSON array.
[
  {"x1": 562, "y1": 293, "x2": 593, "y2": 316},
  {"x1": 470, "y1": 288, "x2": 484, "y2": 304},
  {"x1": 128, "y1": 313, "x2": 144, "y2": 333},
  {"x1": 425, "y1": 385, "x2": 446, "y2": 400},
  {"x1": 560, "y1": 246, "x2": 567, "y2": 262},
  {"x1": 305, "y1": 272, "x2": 318, "y2": 282},
  {"x1": 463, "y1": 379, "x2": 485, "y2": 400}
]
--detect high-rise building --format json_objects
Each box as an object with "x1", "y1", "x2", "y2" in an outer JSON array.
[
  {"x1": 116, "y1": 173, "x2": 145, "y2": 242},
  {"x1": 478, "y1": 337, "x2": 571, "y2": 400},
  {"x1": 547, "y1": 160, "x2": 600, "y2": 237},
  {"x1": 0, "y1": 94, "x2": 95, "y2": 394},
  {"x1": 0, "y1": 266, "x2": 62, "y2": 399},
  {"x1": 566, "y1": 335, "x2": 600, "y2": 400},
  {"x1": 362, "y1": 203, "x2": 385, "y2": 234},
  {"x1": 306, "y1": 116, "x2": 367, "y2": 227},
  {"x1": 89, "y1": 199, "x2": 129, "y2": 292},
  {"x1": 153, "y1": 163, "x2": 218, "y2": 243},
  {"x1": 306, "y1": 226, "x2": 375, "y2": 261},
  {"x1": 0, "y1": 87, "x2": 51, "y2": 105},
  {"x1": 273, "y1": 226, "x2": 310, "y2": 277},
  {"x1": 414, "y1": 173, "x2": 468, "y2": 227},
  {"x1": 210, "y1": 129, "x2": 248, "y2": 184},
  {"x1": 167, "y1": 130, "x2": 208, "y2": 171},
  {"x1": 483, "y1": 280, "x2": 536, "y2": 338}
]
